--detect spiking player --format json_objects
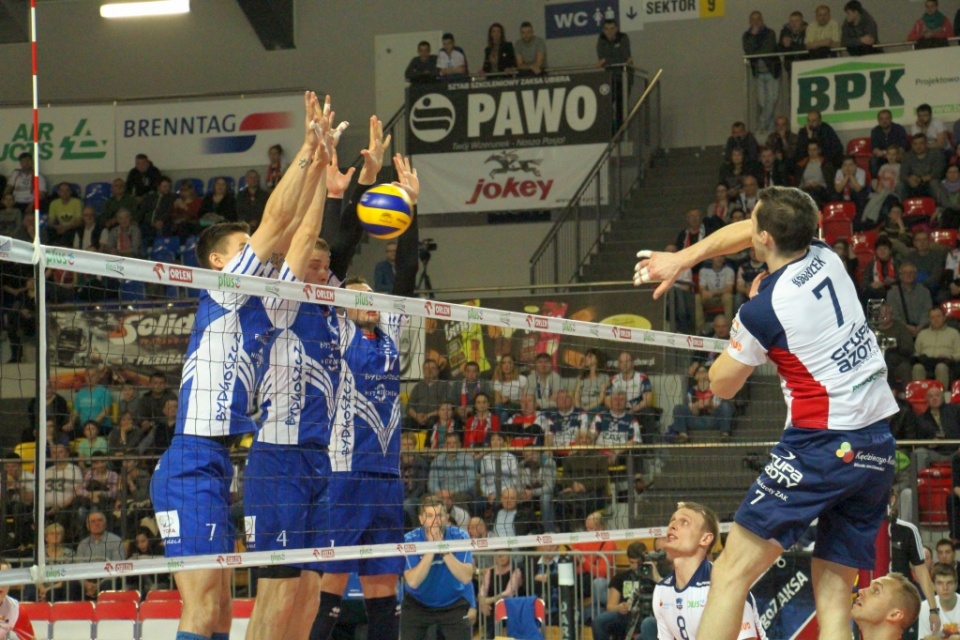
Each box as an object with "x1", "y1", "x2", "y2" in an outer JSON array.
[
  {"x1": 635, "y1": 186, "x2": 900, "y2": 640},
  {"x1": 311, "y1": 154, "x2": 420, "y2": 640},
  {"x1": 149, "y1": 92, "x2": 331, "y2": 640}
]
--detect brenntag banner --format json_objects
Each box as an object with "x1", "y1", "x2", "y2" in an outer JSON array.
[
  {"x1": 115, "y1": 95, "x2": 302, "y2": 170},
  {"x1": 0, "y1": 105, "x2": 115, "y2": 177},
  {"x1": 791, "y1": 47, "x2": 960, "y2": 130},
  {"x1": 407, "y1": 72, "x2": 612, "y2": 213}
]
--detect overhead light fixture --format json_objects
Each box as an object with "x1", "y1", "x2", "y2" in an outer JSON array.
[{"x1": 101, "y1": 0, "x2": 190, "y2": 18}]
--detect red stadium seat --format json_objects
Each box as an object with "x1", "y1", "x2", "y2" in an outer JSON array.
[
  {"x1": 823, "y1": 201, "x2": 858, "y2": 221},
  {"x1": 951, "y1": 380, "x2": 960, "y2": 404},
  {"x1": 19, "y1": 601, "x2": 51, "y2": 640},
  {"x1": 98, "y1": 589, "x2": 141, "y2": 603},
  {"x1": 50, "y1": 601, "x2": 95, "y2": 640},
  {"x1": 231, "y1": 598, "x2": 256, "y2": 640},
  {"x1": 145, "y1": 589, "x2": 181, "y2": 601},
  {"x1": 821, "y1": 202, "x2": 857, "y2": 245},
  {"x1": 942, "y1": 301, "x2": 960, "y2": 321},
  {"x1": 931, "y1": 229, "x2": 958, "y2": 249},
  {"x1": 847, "y1": 138, "x2": 872, "y2": 157},
  {"x1": 851, "y1": 234, "x2": 875, "y2": 256},
  {"x1": 905, "y1": 379, "x2": 944, "y2": 414},
  {"x1": 903, "y1": 197, "x2": 937, "y2": 218},
  {"x1": 94, "y1": 600, "x2": 138, "y2": 640},
  {"x1": 140, "y1": 600, "x2": 183, "y2": 638}
]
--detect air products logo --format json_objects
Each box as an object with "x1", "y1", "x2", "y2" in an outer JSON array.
[{"x1": 202, "y1": 112, "x2": 295, "y2": 154}]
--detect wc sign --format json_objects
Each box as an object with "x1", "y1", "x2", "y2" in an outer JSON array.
[
  {"x1": 791, "y1": 47, "x2": 960, "y2": 131},
  {"x1": 545, "y1": 0, "x2": 620, "y2": 38}
]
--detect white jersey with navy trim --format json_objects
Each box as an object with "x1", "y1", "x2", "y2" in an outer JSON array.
[
  {"x1": 653, "y1": 558, "x2": 765, "y2": 640},
  {"x1": 177, "y1": 244, "x2": 277, "y2": 437},
  {"x1": 330, "y1": 310, "x2": 406, "y2": 475},
  {"x1": 728, "y1": 239, "x2": 897, "y2": 430},
  {"x1": 257, "y1": 263, "x2": 341, "y2": 446}
]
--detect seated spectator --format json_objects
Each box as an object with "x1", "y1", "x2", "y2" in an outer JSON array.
[
  {"x1": 886, "y1": 262, "x2": 933, "y2": 337},
  {"x1": 405, "y1": 41, "x2": 438, "y2": 82},
  {"x1": 68, "y1": 205, "x2": 106, "y2": 252},
  {"x1": 798, "y1": 110, "x2": 843, "y2": 165},
  {"x1": 607, "y1": 352, "x2": 653, "y2": 415},
  {"x1": 427, "y1": 434, "x2": 477, "y2": 502},
  {"x1": 479, "y1": 551, "x2": 524, "y2": 639},
  {"x1": 555, "y1": 431, "x2": 609, "y2": 531},
  {"x1": 170, "y1": 179, "x2": 202, "y2": 239},
  {"x1": 549, "y1": 391, "x2": 588, "y2": 456},
  {"x1": 75, "y1": 509, "x2": 124, "y2": 599},
  {"x1": 463, "y1": 392, "x2": 500, "y2": 447},
  {"x1": 30, "y1": 523, "x2": 80, "y2": 602},
  {"x1": 570, "y1": 511, "x2": 617, "y2": 617},
  {"x1": 3, "y1": 151, "x2": 46, "y2": 213},
  {"x1": 115, "y1": 456, "x2": 153, "y2": 535},
  {"x1": 117, "y1": 383, "x2": 140, "y2": 420},
  {"x1": 870, "y1": 110, "x2": 910, "y2": 177},
  {"x1": 832, "y1": 238, "x2": 860, "y2": 290},
  {"x1": 875, "y1": 144, "x2": 902, "y2": 196},
  {"x1": 687, "y1": 314, "x2": 734, "y2": 377},
  {"x1": 101, "y1": 208, "x2": 142, "y2": 257},
  {"x1": 592, "y1": 391, "x2": 640, "y2": 464},
  {"x1": 76, "y1": 452, "x2": 119, "y2": 526},
  {"x1": 758, "y1": 147, "x2": 789, "y2": 189},
  {"x1": 900, "y1": 134, "x2": 946, "y2": 200},
  {"x1": 406, "y1": 358, "x2": 447, "y2": 431},
  {"x1": 235, "y1": 170, "x2": 269, "y2": 230},
  {"x1": 515, "y1": 21, "x2": 546, "y2": 75},
  {"x1": 805, "y1": 5, "x2": 841, "y2": 58},
  {"x1": 833, "y1": 155, "x2": 870, "y2": 213},
  {"x1": 199, "y1": 177, "x2": 237, "y2": 226},
  {"x1": 428, "y1": 402, "x2": 463, "y2": 449},
  {"x1": 906, "y1": 230, "x2": 946, "y2": 296},
  {"x1": 724, "y1": 122, "x2": 760, "y2": 164},
  {"x1": 448, "y1": 360, "x2": 492, "y2": 419},
  {"x1": 107, "y1": 411, "x2": 142, "y2": 455},
  {"x1": 480, "y1": 434, "x2": 521, "y2": 511},
  {"x1": 675, "y1": 208, "x2": 708, "y2": 250},
  {"x1": 735, "y1": 248, "x2": 767, "y2": 310},
  {"x1": 573, "y1": 350, "x2": 607, "y2": 414},
  {"x1": 401, "y1": 432, "x2": 431, "y2": 527},
  {"x1": 796, "y1": 141, "x2": 835, "y2": 207},
  {"x1": 437, "y1": 32, "x2": 467, "y2": 77},
  {"x1": 917, "y1": 388, "x2": 960, "y2": 452},
  {"x1": 48, "y1": 182, "x2": 83, "y2": 245},
  {"x1": 138, "y1": 371, "x2": 175, "y2": 429},
  {"x1": 72, "y1": 366, "x2": 113, "y2": 431},
  {"x1": 125, "y1": 153, "x2": 161, "y2": 198},
  {"x1": 736, "y1": 175, "x2": 761, "y2": 215},
  {"x1": 0, "y1": 193, "x2": 21, "y2": 236},
  {"x1": 671, "y1": 364, "x2": 735, "y2": 443},
  {"x1": 778, "y1": 11, "x2": 807, "y2": 74},
  {"x1": 437, "y1": 489, "x2": 471, "y2": 530},
  {"x1": 128, "y1": 527, "x2": 164, "y2": 560},
  {"x1": 936, "y1": 164, "x2": 960, "y2": 227},
  {"x1": 718, "y1": 149, "x2": 758, "y2": 200},
  {"x1": 491, "y1": 487, "x2": 533, "y2": 540},
  {"x1": 44, "y1": 443, "x2": 83, "y2": 532},
  {"x1": 265, "y1": 144, "x2": 285, "y2": 191},
  {"x1": 705, "y1": 183, "x2": 733, "y2": 232},
  {"x1": 483, "y1": 22, "x2": 516, "y2": 74},
  {"x1": 766, "y1": 117, "x2": 800, "y2": 175},
  {"x1": 841, "y1": 0, "x2": 878, "y2": 56},
  {"x1": 863, "y1": 237, "x2": 898, "y2": 303},
  {"x1": 909, "y1": 0, "x2": 954, "y2": 47},
  {"x1": 913, "y1": 306, "x2": 960, "y2": 388},
  {"x1": 102, "y1": 177, "x2": 139, "y2": 228},
  {"x1": 912, "y1": 103, "x2": 952, "y2": 153},
  {"x1": 530, "y1": 352, "x2": 562, "y2": 410},
  {"x1": 2, "y1": 454, "x2": 34, "y2": 508},
  {"x1": 493, "y1": 354, "x2": 527, "y2": 420},
  {"x1": 696, "y1": 256, "x2": 735, "y2": 331},
  {"x1": 878, "y1": 303, "x2": 916, "y2": 389},
  {"x1": 139, "y1": 396, "x2": 176, "y2": 454},
  {"x1": 880, "y1": 203, "x2": 913, "y2": 257},
  {"x1": 518, "y1": 446, "x2": 558, "y2": 533},
  {"x1": 373, "y1": 241, "x2": 396, "y2": 293},
  {"x1": 138, "y1": 175, "x2": 175, "y2": 240},
  {"x1": 76, "y1": 420, "x2": 109, "y2": 469},
  {"x1": 29, "y1": 380, "x2": 71, "y2": 437},
  {"x1": 502, "y1": 393, "x2": 548, "y2": 447}
]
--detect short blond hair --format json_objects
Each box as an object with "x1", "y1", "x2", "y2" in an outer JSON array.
[
  {"x1": 677, "y1": 501, "x2": 719, "y2": 544},
  {"x1": 885, "y1": 572, "x2": 921, "y2": 630}
]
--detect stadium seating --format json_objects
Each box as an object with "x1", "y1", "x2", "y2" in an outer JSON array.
[
  {"x1": 140, "y1": 600, "x2": 183, "y2": 637},
  {"x1": 906, "y1": 379, "x2": 944, "y2": 414},
  {"x1": 84, "y1": 182, "x2": 111, "y2": 213},
  {"x1": 207, "y1": 176, "x2": 236, "y2": 194},
  {"x1": 19, "y1": 601, "x2": 51, "y2": 640},
  {"x1": 99, "y1": 589, "x2": 141, "y2": 603},
  {"x1": 145, "y1": 589, "x2": 181, "y2": 601},
  {"x1": 903, "y1": 196, "x2": 936, "y2": 220},
  {"x1": 93, "y1": 600, "x2": 138, "y2": 640},
  {"x1": 846, "y1": 138, "x2": 872, "y2": 172},
  {"x1": 50, "y1": 601, "x2": 95, "y2": 640},
  {"x1": 821, "y1": 202, "x2": 856, "y2": 245},
  {"x1": 931, "y1": 229, "x2": 958, "y2": 249},
  {"x1": 148, "y1": 236, "x2": 180, "y2": 264},
  {"x1": 185, "y1": 178, "x2": 205, "y2": 196},
  {"x1": 945, "y1": 300, "x2": 960, "y2": 321},
  {"x1": 230, "y1": 598, "x2": 256, "y2": 640},
  {"x1": 951, "y1": 379, "x2": 960, "y2": 405}
]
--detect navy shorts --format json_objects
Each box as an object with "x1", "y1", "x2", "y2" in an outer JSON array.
[
  {"x1": 321, "y1": 473, "x2": 405, "y2": 576},
  {"x1": 735, "y1": 421, "x2": 895, "y2": 570},
  {"x1": 151, "y1": 435, "x2": 235, "y2": 557},
  {"x1": 243, "y1": 440, "x2": 329, "y2": 566}
]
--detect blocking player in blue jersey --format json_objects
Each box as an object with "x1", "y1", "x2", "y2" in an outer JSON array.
[
  {"x1": 148, "y1": 92, "x2": 332, "y2": 640},
  {"x1": 635, "y1": 187, "x2": 904, "y2": 640},
  {"x1": 311, "y1": 154, "x2": 420, "y2": 640}
]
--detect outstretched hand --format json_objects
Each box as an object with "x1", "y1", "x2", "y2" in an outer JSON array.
[
  {"x1": 359, "y1": 115, "x2": 392, "y2": 184},
  {"x1": 326, "y1": 145, "x2": 355, "y2": 198},
  {"x1": 391, "y1": 153, "x2": 419, "y2": 206},
  {"x1": 634, "y1": 249, "x2": 688, "y2": 299},
  {"x1": 302, "y1": 92, "x2": 324, "y2": 148}
]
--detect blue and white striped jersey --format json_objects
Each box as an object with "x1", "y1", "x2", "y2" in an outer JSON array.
[
  {"x1": 330, "y1": 311, "x2": 406, "y2": 475},
  {"x1": 257, "y1": 262, "x2": 341, "y2": 446},
  {"x1": 177, "y1": 244, "x2": 276, "y2": 437}
]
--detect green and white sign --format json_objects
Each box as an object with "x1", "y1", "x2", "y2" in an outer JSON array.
[
  {"x1": 791, "y1": 47, "x2": 960, "y2": 131},
  {"x1": 0, "y1": 105, "x2": 114, "y2": 176}
]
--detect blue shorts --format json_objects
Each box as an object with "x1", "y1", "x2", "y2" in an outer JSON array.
[
  {"x1": 322, "y1": 473, "x2": 405, "y2": 576},
  {"x1": 150, "y1": 435, "x2": 235, "y2": 557},
  {"x1": 735, "y1": 421, "x2": 895, "y2": 570},
  {"x1": 243, "y1": 440, "x2": 329, "y2": 565}
]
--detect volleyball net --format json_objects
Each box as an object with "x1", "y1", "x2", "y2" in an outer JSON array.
[{"x1": 0, "y1": 234, "x2": 788, "y2": 588}]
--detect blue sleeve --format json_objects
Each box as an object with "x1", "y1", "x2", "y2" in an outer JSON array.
[
  {"x1": 737, "y1": 296, "x2": 784, "y2": 352},
  {"x1": 640, "y1": 376, "x2": 652, "y2": 394}
]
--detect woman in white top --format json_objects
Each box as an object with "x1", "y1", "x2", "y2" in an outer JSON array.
[
  {"x1": 573, "y1": 348, "x2": 608, "y2": 414},
  {"x1": 493, "y1": 355, "x2": 527, "y2": 422}
]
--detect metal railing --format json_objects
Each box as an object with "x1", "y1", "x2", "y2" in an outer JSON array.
[
  {"x1": 741, "y1": 36, "x2": 960, "y2": 133},
  {"x1": 529, "y1": 66, "x2": 663, "y2": 288}
]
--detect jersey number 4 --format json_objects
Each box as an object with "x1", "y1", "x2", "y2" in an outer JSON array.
[{"x1": 813, "y1": 277, "x2": 844, "y2": 328}]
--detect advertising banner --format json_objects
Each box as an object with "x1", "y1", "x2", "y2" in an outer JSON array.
[
  {"x1": 751, "y1": 551, "x2": 818, "y2": 640},
  {"x1": 545, "y1": 1, "x2": 621, "y2": 39},
  {"x1": 115, "y1": 95, "x2": 303, "y2": 171},
  {"x1": 0, "y1": 105, "x2": 115, "y2": 177},
  {"x1": 407, "y1": 72, "x2": 612, "y2": 214},
  {"x1": 791, "y1": 47, "x2": 960, "y2": 130}
]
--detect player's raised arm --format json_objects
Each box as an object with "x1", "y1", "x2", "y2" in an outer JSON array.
[
  {"x1": 247, "y1": 91, "x2": 325, "y2": 263},
  {"x1": 390, "y1": 153, "x2": 420, "y2": 298},
  {"x1": 634, "y1": 216, "x2": 755, "y2": 299},
  {"x1": 283, "y1": 131, "x2": 332, "y2": 281}
]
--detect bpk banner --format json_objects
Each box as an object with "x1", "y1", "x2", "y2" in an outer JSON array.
[
  {"x1": 115, "y1": 95, "x2": 303, "y2": 170},
  {"x1": 791, "y1": 47, "x2": 960, "y2": 130},
  {"x1": 0, "y1": 105, "x2": 115, "y2": 177}
]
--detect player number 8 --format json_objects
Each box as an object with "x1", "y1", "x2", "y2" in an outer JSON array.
[{"x1": 678, "y1": 615, "x2": 689, "y2": 640}]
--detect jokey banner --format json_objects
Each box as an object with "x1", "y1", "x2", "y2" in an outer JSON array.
[{"x1": 406, "y1": 71, "x2": 612, "y2": 214}]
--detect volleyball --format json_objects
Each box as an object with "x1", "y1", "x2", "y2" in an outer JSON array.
[{"x1": 357, "y1": 184, "x2": 413, "y2": 239}]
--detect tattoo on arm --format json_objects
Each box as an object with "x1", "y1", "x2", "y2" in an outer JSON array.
[{"x1": 298, "y1": 156, "x2": 312, "y2": 169}]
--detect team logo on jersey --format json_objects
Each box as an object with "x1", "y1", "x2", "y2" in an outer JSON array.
[
  {"x1": 155, "y1": 510, "x2": 181, "y2": 540},
  {"x1": 836, "y1": 442, "x2": 854, "y2": 463},
  {"x1": 676, "y1": 597, "x2": 683, "y2": 611},
  {"x1": 373, "y1": 383, "x2": 388, "y2": 403}
]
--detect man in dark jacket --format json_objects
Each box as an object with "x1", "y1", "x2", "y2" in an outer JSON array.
[
  {"x1": 742, "y1": 11, "x2": 781, "y2": 134},
  {"x1": 124, "y1": 153, "x2": 162, "y2": 198},
  {"x1": 797, "y1": 110, "x2": 844, "y2": 165},
  {"x1": 842, "y1": 0, "x2": 879, "y2": 56}
]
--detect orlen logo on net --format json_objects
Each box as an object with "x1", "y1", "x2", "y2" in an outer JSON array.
[
  {"x1": 425, "y1": 301, "x2": 452, "y2": 317},
  {"x1": 168, "y1": 266, "x2": 193, "y2": 283},
  {"x1": 525, "y1": 315, "x2": 549, "y2": 330},
  {"x1": 612, "y1": 327, "x2": 632, "y2": 340},
  {"x1": 303, "y1": 284, "x2": 335, "y2": 302}
]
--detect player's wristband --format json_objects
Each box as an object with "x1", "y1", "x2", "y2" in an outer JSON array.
[{"x1": 930, "y1": 608, "x2": 940, "y2": 614}]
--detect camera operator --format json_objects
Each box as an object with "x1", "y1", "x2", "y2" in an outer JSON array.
[
  {"x1": 591, "y1": 542, "x2": 659, "y2": 640},
  {"x1": 872, "y1": 302, "x2": 915, "y2": 390}
]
